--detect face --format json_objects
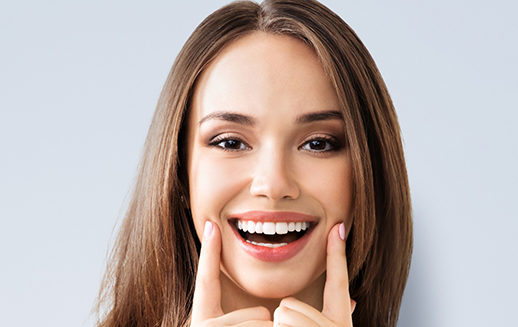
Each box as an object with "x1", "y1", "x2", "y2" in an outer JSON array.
[{"x1": 186, "y1": 33, "x2": 353, "y2": 300}]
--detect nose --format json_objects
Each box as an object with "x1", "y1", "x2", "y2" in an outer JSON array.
[{"x1": 249, "y1": 147, "x2": 300, "y2": 200}]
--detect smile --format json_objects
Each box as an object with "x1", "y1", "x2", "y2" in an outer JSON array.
[
  {"x1": 236, "y1": 220, "x2": 310, "y2": 248},
  {"x1": 228, "y1": 211, "x2": 317, "y2": 262}
]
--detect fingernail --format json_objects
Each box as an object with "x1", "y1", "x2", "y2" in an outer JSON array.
[
  {"x1": 339, "y1": 223, "x2": 345, "y2": 240},
  {"x1": 203, "y1": 221, "x2": 213, "y2": 239}
]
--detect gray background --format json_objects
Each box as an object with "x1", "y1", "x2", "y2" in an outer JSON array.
[{"x1": 1, "y1": 0, "x2": 516, "y2": 326}]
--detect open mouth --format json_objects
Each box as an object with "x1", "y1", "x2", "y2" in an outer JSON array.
[{"x1": 231, "y1": 219, "x2": 313, "y2": 248}]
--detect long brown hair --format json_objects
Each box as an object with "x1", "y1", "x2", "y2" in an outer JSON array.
[{"x1": 96, "y1": 1, "x2": 412, "y2": 326}]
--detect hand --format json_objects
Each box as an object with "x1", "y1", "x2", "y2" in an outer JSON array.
[
  {"x1": 273, "y1": 223, "x2": 356, "y2": 327},
  {"x1": 190, "y1": 221, "x2": 273, "y2": 327}
]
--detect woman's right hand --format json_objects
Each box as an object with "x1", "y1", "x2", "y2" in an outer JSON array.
[{"x1": 190, "y1": 221, "x2": 273, "y2": 327}]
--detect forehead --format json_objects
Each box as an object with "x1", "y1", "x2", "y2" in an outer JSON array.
[{"x1": 190, "y1": 32, "x2": 339, "y2": 122}]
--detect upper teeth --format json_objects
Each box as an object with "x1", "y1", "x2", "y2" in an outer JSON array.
[{"x1": 236, "y1": 220, "x2": 309, "y2": 235}]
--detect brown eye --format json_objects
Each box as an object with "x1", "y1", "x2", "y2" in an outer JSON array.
[
  {"x1": 300, "y1": 136, "x2": 341, "y2": 153},
  {"x1": 221, "y1": 139, "x2": 244, "y2": 150},
  {"x1": 209, "y1": 136, "x2": 250, "y2": 151},
  {"x1": 308, "y1": 140, "x2": 326, "y2": 150}
]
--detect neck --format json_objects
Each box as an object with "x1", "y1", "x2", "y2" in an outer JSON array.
[{"x1": 220, "y1": 271, "x2": 326, "y2": 316}]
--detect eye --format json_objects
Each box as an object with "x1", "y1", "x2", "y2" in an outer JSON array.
[
  {"x1": 300, "y1": 136, "x2": 341, "y2": 153},
  {"x1": 209, "y1": 135, "x2": 250, "y2": 151}
]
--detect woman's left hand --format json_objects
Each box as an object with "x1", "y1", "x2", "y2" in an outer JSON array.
[{"x1": 273, "y1": 223, "x2": 356, "y2": 327}]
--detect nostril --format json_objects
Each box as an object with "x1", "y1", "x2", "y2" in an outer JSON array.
[{"x1": 249, "y1": 174, "x2": 300, "y2": 200}]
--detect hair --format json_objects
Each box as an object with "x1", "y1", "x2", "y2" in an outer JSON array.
[{"x1": 95, "y1": 1, "x2": 412, "y2": 326}]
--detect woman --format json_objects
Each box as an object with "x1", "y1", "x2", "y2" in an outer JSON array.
[{"x1": 96, "y1": 1, "x2": 412, "y2": 326}]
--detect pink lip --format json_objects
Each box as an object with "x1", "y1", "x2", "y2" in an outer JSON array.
[
  {"x1": 230, "y1": 210, "x2": 319, "y2": 223},
  {"x1": 228, "y1": 211, "x2": 318, "y2": 262}
]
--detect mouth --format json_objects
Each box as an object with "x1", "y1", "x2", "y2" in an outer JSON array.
[
  {"x1": 233, "y1": 220, "x2": 311, "y2": 248},
  {"x1": 228, "y1": 211, "x2": 318, "y2": 262}
]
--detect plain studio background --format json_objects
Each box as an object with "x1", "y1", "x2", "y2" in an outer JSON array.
[{"x1": 1, "y1": 0, "x2": 516, "y2": 326}]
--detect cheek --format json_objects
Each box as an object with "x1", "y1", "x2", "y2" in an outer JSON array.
[
  {"x1": 326, "y1": 167, "x2": 353, "y2": 221},
  {"x1": 304, "y1": 158, "x2": 352, "y2": 276},
  {"x1": 188, "y1": 151, "x2": 251, "y2": 231},
  {"x1": 299, "y1": 156, "x2": 353, "y2": 223}
]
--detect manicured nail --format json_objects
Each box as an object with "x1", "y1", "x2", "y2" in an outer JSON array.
[
  {"x1": 204, "y1": 221, "x2": 213, "y2": 239},
  {"x1": 339, "y1": 223, "x2": 345, "y2": 240}
]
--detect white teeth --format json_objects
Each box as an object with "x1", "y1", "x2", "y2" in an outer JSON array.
[
  {"x1": 263, "y1": 222, "x2": 276, "y2": 235},
  {"x1": 247, "y1": 221, "x2": 255, "y2": 234},
  {"x1": 246, "y1": 240, "x2": 288, "y2": 248},
  {"x1": 236, "y1": 220, "x2": 310, "y2": 234},
  {"x1": 255, "y1": 222, "x2": 263, "y2": 234},
  {"x1": 276, "y1": 222, "x2": 288, "y2": 234}
]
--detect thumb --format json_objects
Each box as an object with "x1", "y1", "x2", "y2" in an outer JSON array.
[
  {"x1": 190, "y1": 221, "x2": 224, "y2": 324},
  {"x1": 322, "y1": 223, "x2": 353, "y2": 325}
]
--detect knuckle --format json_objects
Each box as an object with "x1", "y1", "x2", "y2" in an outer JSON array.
[
  {"x1": 327, "y1": 278, "x2": 348, "y2": 290},
  {"x1": 195, "y1": 277, "x2": 214, "y2": 291},
  {"x1": 279, "y1": 296, "x2": 295, "y2": 306},
  {"x1": 255, "y1": 306, "x2": 272, "y2": 319},
  {"x1": 273, "y1": 304, "x2": 289, "y2": 319},
  {"x1": 191, "y1": 317, "x2": 216, "y2": 327}
]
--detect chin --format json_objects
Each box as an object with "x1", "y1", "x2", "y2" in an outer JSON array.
[
  {"x1": 242, "y1": 279, "x2": 305, "y2": 299},
  {"x1": 225, "y1": 265, "x2": 324, "y2": 300}
]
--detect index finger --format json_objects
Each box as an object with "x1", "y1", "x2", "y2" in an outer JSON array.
[
  {"x1": 322, "y1": 223, "x2": 354, "y2": 324},
  {"x1": 191, "y1": 221, "x2": 224, "y2": 324}
]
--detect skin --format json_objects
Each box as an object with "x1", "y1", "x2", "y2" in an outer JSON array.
[
  {"x1": 186, "y1": 32, "x2": 355, "y2": 325},
  {"x1": 191, "y1": 222, "x2": 355, "y2": 326}
]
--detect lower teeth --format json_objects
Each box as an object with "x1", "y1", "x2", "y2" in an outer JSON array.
[{"x1": 246, "y1": 240, "x2": 288, "y2": 248}]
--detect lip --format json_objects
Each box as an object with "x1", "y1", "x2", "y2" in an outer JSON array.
[
  {"x1": 228, "y1": 211, "x2": 318, "y2": 262},
  {"x1": 230, "y1": 210, "x2": 319, "y2": 223}
]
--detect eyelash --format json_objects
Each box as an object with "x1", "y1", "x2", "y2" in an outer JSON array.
[
  {"x1": 208, "y1": 134, "x2": 343, "y2": 153},
  {"x1": 208, "y1": 135, "x2": 250, "y2": 152},
  {"x1": 299, "y1": 135, "x2": 343, "y2": 154}
]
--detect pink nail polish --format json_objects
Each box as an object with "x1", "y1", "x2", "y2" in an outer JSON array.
[
  {"x1": 204, "y1": 221, "x2": 213, "y2": 239},
  {"x1": 339, "y1": 223, "x2": 345, "y2": 240}
]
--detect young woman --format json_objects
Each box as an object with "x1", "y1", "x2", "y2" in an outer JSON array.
[{"x1": 96, "y1": 1, "x2": 412, "y2": 326}]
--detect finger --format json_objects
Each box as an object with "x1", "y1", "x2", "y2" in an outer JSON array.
[
  {"x1": 191, "y1": 221, "x2": 223, "y2": 323},
  {"x1": 322, "y1": 223, "x2": 353, "y2": 324},
  {"x1": 233, "y1": 321, "x2": 273, "y2": 327},
  {"x1": 274, "y1": 300, "x2": 319, "y2": 327},
  {"x1": 215, "y1": 306, "x2": 271, "y2": 326},
  {"x1": 276, "y1": 297, "x2": 328, "y2": 326}
]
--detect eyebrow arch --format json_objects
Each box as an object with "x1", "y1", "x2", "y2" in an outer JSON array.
[
  {"x1": 198, "y1": 111, "x2": 256, "y2": 126},
  {"x1": 295, "y1": 110, "x2": 343, "y2": 124}
]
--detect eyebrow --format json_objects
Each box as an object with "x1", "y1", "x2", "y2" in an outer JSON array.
[
  {"x1": 295, "y1": 110, "x2": 343, "y2": 124},
  {"x1": 198, "y1": 111, "x2": 256, "y2": 126},
  {"x1": 197, "y1": 109, "x2": 343, "y2": 126}
]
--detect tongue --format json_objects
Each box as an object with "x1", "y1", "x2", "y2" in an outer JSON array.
[{"x1": 247, "y1": 232, "x2": 299, "y2": 244}]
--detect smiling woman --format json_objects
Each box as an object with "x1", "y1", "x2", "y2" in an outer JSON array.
[
  {"x1": 95, "y1": 1, "x2": 412, "y2": 327},
  {"x1": 187, "y1": 33, "x2": 353, "y2": 303}
]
